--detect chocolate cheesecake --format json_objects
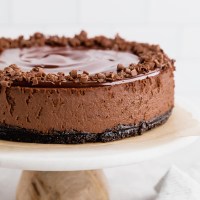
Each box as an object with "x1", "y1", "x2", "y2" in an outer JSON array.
[{"x1": 0, "y1": 31, "x2": 175, "y2": 144}]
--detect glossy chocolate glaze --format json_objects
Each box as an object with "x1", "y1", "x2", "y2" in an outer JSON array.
[
  {"x1": 0, "y1": 46, "x2": 163, "y2": 88},
  {"x1": 0, "y1": 46, "x2": 139, "y2": 74},
  {"x1": 0, "y1": 32, "x2": 175, "y2": 89}
]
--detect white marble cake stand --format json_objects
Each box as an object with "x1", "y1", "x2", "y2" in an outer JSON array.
[{"x1": 0, "y1": 105, "x2": 199, "y2": 200}]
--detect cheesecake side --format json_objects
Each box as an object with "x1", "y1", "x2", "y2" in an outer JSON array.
[{"x1": 0, "y1": 67, "x2": 174, "y2": 143}]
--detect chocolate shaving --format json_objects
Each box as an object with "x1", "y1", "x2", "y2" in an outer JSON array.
[
  {"x1": 69, "y1": 70, "x2": 78, "y2": 79},
  {"x1": 80, "y1": 74, "x2": 88, "y2": 83}
]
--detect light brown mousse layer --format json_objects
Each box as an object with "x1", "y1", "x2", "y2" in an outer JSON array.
[{"x1": 0, "y1": 67, "x2": 174, "y2": 134}]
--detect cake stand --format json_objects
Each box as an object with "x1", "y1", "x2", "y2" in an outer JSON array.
[{"x1": 0, "y1": 105, "x2": 200, "y2": 200}]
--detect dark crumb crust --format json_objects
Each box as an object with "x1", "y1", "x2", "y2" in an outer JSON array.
[
  {"x1": 0, "y1": 109, "x2": 172, "y2": 144},
  {"x1": 0, "y1": 31, "x2": 175, "y2": 87}
]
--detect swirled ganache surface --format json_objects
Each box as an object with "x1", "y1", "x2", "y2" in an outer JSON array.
[{"x1": 0, "y1": 31, "x2": 175, "y2": 87}]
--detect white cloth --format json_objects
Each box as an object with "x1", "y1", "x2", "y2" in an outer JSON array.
[{"x1": 155, "y1": 166, "x2": 200, "y2": 200}]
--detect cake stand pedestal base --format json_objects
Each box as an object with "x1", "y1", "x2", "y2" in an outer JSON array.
[{"x1": 16, "y1": 170, "x2": 109, "y2": 200}]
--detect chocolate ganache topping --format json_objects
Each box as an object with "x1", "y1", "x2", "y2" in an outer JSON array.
[
  {"x1": 0, "y1": 31, "x2": 175, "y2": 87},
  {"x1": 0, "y1": 46, "x2": 139, "y2": 74}
]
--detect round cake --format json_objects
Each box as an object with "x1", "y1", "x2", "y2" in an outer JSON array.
[{"x1": 0, "y1": 31, "x2": 175, "y2": 144}]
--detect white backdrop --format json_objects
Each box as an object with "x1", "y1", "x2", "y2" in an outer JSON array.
[{"x1": 0, "y1": 0, "x2": 200, "y2": 199}]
